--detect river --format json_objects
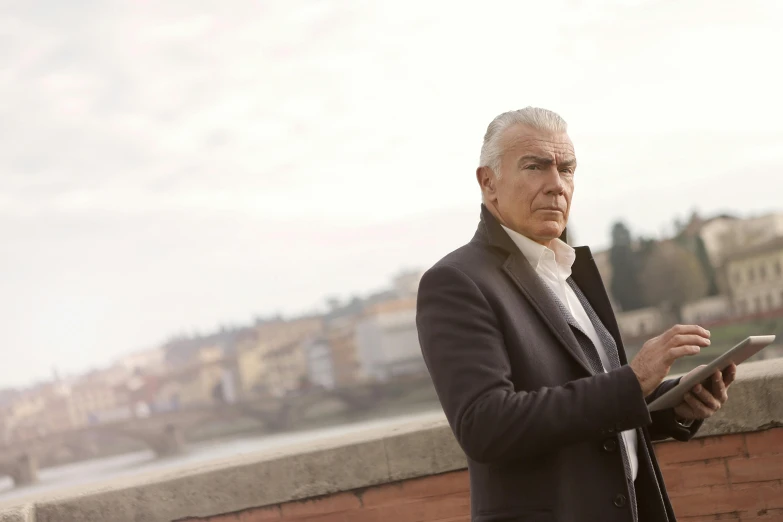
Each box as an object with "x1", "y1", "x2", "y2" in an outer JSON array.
[{"x1": 0, "y1": 407, "x2": 445, "y2": 505}]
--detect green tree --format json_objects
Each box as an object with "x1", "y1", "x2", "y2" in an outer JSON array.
[
  {"x1": 639, "y1": 240, "x2": 709, "y2": 320},
  {"x1": 609, "y1": 222, "x2": 645, "y2": 311}
]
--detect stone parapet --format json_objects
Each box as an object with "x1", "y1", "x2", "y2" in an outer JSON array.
[{"x1": 1, "y1": 358, "x2": 781, "y2": 522}]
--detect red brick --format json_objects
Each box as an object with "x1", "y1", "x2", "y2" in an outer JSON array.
[
  {"x1": 758, "y1": 482, "x2": 783, "y2": 510},
  {"x1": 661, "y1": 460, "x2": 730, "y2": 492},
  {"x1": 280, "y1": 492, "x2": 361, "y2": 518},
  {"x1": 360, "y1": 471, "x2": 469, "y2": 508},
  {"x1": 359, "y1": 482, "x2": 406, "y2": 508},
  {"x1": 196, "y1": 515, "x2": 240, "y2": 522},
  {"x1": 729, "y1": 456, "x2": 783, "y2": 483},
  {"x1": 670, "y1": 485, "x2": 761, "y2": 517},
  {"x1": 746, "y1": 429, "x2": 783, "y2": 458},
  {"x1": 365, "y1": 491, "x2": 470, "y2": 522},
  {"x1": 281, "y1": 513, "x2": 366, "y2": 522},
  {"x1": 677, "y1": 513, "x2": 739, "y2": 522},
  {"x1": 238, "y1": 506, "x2": 282, "y2": 521},
  {"x1": 739, "y1": 507, "x2": 783, "y2": 521},
  {"x1": 400, "y1": 471, "x2": 470, "y2": 498},
  {"x1": 656, "y1": 434, "x2": 746, "y2": 464}
]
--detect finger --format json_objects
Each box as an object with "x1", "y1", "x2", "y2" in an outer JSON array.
[
  {"x1": 692, "y1": 383, "x2": 722, "y2": 410},
  {"x1": 683, "y1": 392, "x2": 713, "y2": 419},
  {"x1": 666, "y1": 324, "x2": 711, "y2": 340},
  {"x1": 670, "y1": 334, "x2": 712, "y2": 348},
  {"x1": 712, "y1": 371, "x2": 729, "y2": 403},
  {"x1": 723, "y1": 363, "x2": 738, "y2": 386},
  {"x1": 666, "y1": 345, "x2": 702, "y2": 362}
]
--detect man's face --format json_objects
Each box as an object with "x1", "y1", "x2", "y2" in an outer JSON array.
[{"x1": 478, "y1": 125, "x2": 576, "y2": 246}]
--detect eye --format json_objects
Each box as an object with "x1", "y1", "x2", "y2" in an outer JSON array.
[{"x1": 524, "y1": 164, "x2": 540, "y2": 171}]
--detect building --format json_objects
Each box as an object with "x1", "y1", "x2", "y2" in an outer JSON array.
[
  {"x1": 67, "y1": 378, "x2": 125, "y2": 427},
  {"x1": 615, "y1": 306, "x2": 669, "y2": 340},
  {"x1": 392, "y1": 270, "x2": 423, "y2": 297},
  {"x1": 155, "y1": 357, "x2": 228, "y2": 408},
  {"x1": 680, "y1": 295, "x2": 732, "y2": 325},
  {"x1": 0, "y1": 390, "x2": 44, "y2": 442},
  {"x1": 591, "y1": 249, "x2": 622, "y2": 311},
  {"x1": 236, "y1": 317, "x2": 324, "y2": 396},
  {"x1": 700, "y1": 213, "x2": 783, "y2": 269},
  {"x1": 117, "y1": 347, "x2": 166, "y2": 376},
  {"x1": 304, "y1": 337, "x2": 336, "y2": 390},
  {"x1": 725, "y1": 237, "x2": 783, "y2": 316},
  {"x1": 263, "y1": 340, "x2": 309, "y2": 397},
  {"x1": 254, "y1": 317, "x2": 324, "y2": 351},
  {"x1": 2, "y1": 382, "x2": 78, "y2": 440},
  {"x1": 355, "y1": 298, "x2": 425, "y2": 382},
  {"x1": 326, "y1": 318, "x2": 362, "y2": 386},
  {"x1": 303, "y1": 317, "x2": 363, "y2": 390},
  {"x1": 236, "y1": 336, "x2": 267, "y2": 397}
]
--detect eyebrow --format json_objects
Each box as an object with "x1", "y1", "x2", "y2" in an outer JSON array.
[{"x1": 517, "y1": 155, "x2": 577, "y2": 168}]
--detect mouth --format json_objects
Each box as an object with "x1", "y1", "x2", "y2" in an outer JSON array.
[{"x1": 538, "y1": 207, "x2": 563, "y2": 213}]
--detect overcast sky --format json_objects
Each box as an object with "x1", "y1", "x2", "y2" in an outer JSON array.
[{"x1": 2, "y1": 0, "x2": 782, "y2": 387}]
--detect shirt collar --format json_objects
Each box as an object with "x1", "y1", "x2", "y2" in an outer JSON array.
[{"x1": 501, "y1": 224, "x2": 576, "y2": 273}]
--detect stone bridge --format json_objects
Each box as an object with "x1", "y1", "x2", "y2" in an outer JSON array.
[{"x1": 0, "y1": 379, "x2": 394, "y2": 488}]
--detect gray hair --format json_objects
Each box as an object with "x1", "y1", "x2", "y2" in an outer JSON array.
[{"x1": 478, "y1": 107, "x2": 568, "y2": 177}]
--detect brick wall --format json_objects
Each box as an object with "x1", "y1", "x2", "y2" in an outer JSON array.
[
  {"x1": 657, "y1": 428, "x2": 783, "y2": 521},
  {"x1": 180, "y1": 428, "x2": 783, "y2": 522},
  {"x1": 178, "y1": 472, "x2": 470, "y2": 522}
]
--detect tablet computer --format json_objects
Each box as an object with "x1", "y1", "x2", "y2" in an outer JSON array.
[{"x1": 647, "y1": 335, "x2": 776, "y2": 412}]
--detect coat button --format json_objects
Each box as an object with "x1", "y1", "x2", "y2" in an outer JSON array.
[
  {"x1": 613, "y1": 493, "x2": 627, "y2": 507},
  {"x1": 602, "y1": 438, "x2": 618, "y2": 452}
]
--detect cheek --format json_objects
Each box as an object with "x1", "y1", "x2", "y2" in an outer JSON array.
[{"x1": 502, "y1": 184, "x2": 534, "y2": 210}]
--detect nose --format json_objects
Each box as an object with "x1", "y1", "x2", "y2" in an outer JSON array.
[{"x1": 543, "y1": 167, "x2": 565, "y2": 196}]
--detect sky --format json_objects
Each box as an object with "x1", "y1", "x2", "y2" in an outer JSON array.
[{"x1": 2, "y1": 0, "x2": 782, "y2": 387}]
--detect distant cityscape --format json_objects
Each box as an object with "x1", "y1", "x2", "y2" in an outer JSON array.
[
  {"x1": 1, "y1": 210, "x2": 782, "y2": 447},
  {"x1": 598, "y1": 210, "x2": 783, "y2": 346}
]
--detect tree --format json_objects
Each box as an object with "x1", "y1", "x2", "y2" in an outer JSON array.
[
  {"x1": 609, "y1": 222, "x2": 645, "y2": 311},
  {"x1": 639, "y1": 240, "x2": 709, "y2": 320}
]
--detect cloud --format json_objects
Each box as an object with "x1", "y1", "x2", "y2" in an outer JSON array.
[{"x1": 1, "y1": 0, "x2": 782, "y2": 385}]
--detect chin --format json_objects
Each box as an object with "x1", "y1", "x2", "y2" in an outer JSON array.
[{"x1": 536, "y1": 223, "x2": 564, "y2": 240}]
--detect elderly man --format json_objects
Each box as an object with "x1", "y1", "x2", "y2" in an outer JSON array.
[{"x1": 416, "y1": 107, "x2": 736, "y2": 522}]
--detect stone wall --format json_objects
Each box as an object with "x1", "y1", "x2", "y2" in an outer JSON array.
[{"x1": 1, "y1": 358, "x2": 781, "y2": 522}]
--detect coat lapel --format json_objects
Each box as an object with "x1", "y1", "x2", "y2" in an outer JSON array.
[
  {"x1": 571, "y1": 246, "x2": 629, "y2": 365},
  {"x1": 475, "y1": 205, "x2": 594, "y2": 375}
]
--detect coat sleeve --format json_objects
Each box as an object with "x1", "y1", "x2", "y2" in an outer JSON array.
[
  {"x1": 646, "y1": 378, "x2": 703, "y2": 442},
  {"x1": 416, "y1": 263, "x2": 653, "y2": 465}
]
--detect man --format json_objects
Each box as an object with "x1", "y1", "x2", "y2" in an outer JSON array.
[{"x1": 416, "y1": 107, "x2": 736, "y2": 522}]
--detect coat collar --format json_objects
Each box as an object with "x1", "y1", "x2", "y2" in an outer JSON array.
[{"x1": 472, "y1": 204, "x2": 597, "y2": 374}]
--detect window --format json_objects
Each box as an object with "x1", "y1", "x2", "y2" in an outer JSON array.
[
  {"x1": 760, "y1": 264, "x2": 767, "y2": 280},
  {"x1": 754, "y1": 296, "x2": 762, "y2": 312},
  {"x1": 775, "y1": 261, "x2": 782, "y2": 278},
  {"x1": 766, "y1": 294, "x2": 774, "y2": 310},
  {"x1": 738, "y1": 300, "x2": 748, "y2": 315},
  {"x1": 748, "y1": 267, "x2": 756, "y2": 282},
  {"x1": 734, "y1": 270, "x2": 742, "y2": 285}
]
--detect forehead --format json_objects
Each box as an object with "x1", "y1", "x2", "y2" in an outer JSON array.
[{"x1": 500, "y1": 124, "x2": 575, "y2": 159}]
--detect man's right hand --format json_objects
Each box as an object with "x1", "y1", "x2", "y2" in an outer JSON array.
[{"x1": 630, "y1": 324, "x2": 711, "y2": 397}]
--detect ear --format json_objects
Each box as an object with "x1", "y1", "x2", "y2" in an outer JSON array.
[{"x1": 476, "y1": 166, "x2": 497, "y2": 202}]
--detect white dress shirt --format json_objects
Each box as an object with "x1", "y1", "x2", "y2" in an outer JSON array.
[{"x1": 501, "y1": 225, "x2": 639, "y2": 480}]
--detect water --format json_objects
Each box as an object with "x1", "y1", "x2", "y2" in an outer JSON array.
[{"x1": 0, "y1": 408, "x2": 444, "y2": 505}]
